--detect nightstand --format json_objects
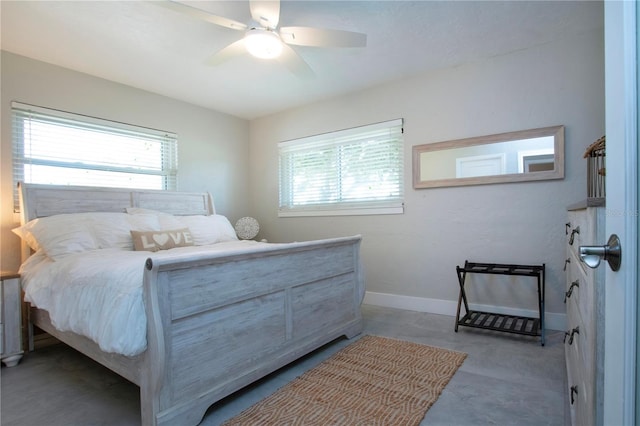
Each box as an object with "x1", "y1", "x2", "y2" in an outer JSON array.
[{"x1": 1, "y1": 271, "x2": 23, "y2": 367}]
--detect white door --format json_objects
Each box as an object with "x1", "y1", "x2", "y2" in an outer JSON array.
[{"x1": 603, "y1": 1, "x2": 638, "y2": 425}]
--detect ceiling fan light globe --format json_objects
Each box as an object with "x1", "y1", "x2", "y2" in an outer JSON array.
[{"x1": 245, "y1": 29, "x2": 283, "y2": 59}]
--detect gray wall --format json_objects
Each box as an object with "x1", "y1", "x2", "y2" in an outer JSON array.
[
  {"x1": 1, "y1": 51, "x2": 250, "y2": 271},
  {"x1": 248, "y1": 28, "x2": 605, "y2": 327}
]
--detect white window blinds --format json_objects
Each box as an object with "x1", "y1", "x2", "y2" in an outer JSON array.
[
  {"x1": 278, "y1": 119, "x2": 404, "y2": 216},
  {"x1": 12, "y1": 102, "x2": 178, "y2": 209}
]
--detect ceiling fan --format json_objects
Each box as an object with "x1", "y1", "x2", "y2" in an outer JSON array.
[{"x1": 157, "y1": 0, "x2": 367, "y2": 78}]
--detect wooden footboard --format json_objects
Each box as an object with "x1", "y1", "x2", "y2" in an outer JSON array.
[{"x1": 141, "y1": 236, "x2": 364, "y2": 426}]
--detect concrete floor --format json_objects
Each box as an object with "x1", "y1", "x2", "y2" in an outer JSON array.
[{"x1": 1, "y1": 304, "x2": 568, "y2": 425}]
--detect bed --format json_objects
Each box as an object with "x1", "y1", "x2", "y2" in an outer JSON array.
[{"x1": 14, "y1": 182, "x2": 364, "y2": 426}]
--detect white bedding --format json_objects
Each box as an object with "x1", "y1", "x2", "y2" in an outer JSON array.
[{"x1": 20, "y1": 240, "x2": 268, "y2": 357}]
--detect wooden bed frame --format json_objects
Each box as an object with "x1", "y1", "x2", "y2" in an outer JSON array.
[{"x1": 18, "y1": 183, "x2": 364, "y2": 426}]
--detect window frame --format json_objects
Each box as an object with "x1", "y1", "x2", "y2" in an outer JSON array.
[{"x1": 278, "y1": 119, "x2": 405, "y2": 217}]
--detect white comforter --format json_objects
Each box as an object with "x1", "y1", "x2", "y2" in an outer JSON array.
[{"x1": 20, "y1": 240, "x2": 266, "y2": 357}]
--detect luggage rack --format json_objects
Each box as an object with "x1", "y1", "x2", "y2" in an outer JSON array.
[{"x1": 454, "y1": 261, "x2": 545, "y2": 346}]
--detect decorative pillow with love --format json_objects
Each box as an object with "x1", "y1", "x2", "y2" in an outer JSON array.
[{"x1": 130, "y1": 228, "x2": 195, "y2": 252}]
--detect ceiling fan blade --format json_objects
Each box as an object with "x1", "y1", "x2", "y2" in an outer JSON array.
[
  {"x1": 205, "y1": 39, "x2": 247, "y2": 66},
  {"x1": 156, "y1": 1, "x2": 247, "y2": 31},
  {"x1": 249, "y1": 0, "x2": 280, "y2": 29},
  {"x1": 277, "y1": 44, "x2": 315, "y2": 79},
  {"x1": 280, "y1": 26, "x2": 366, "y2": 48}
]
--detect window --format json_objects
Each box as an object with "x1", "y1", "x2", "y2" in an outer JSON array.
[
  {"x1": 278, "y1": 119, "x2": 404, "y2": 216},
  {"x1": 12, "y1": 102, "x2": 178, "y2": 209}
]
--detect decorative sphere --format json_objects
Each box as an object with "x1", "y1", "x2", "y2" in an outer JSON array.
[{"x1": 235, "y1": 217, "x2": 259, "y2": 240}]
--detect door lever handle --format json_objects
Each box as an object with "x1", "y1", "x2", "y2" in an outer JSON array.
[{"x1": 579, "y1": 234, "x2": 622, "y2": 271}]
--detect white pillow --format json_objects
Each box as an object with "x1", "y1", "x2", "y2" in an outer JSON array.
[
  {"x1": 211, "y1": 215, "x2": 239, "y2": 242},
  {"x1": 89, "y1": 213, "x2": 160, "y2": 250},
  {"x1": 125, "y1": 207, "x2": 184, "y2": 229},
  {"x1": 83, "y1": 213, "x2": 130, "y2": 250},
  {"x1": 12, "y1": 214, "x2": 98, "y2": 260},
  {"x1": 11, "y1": 223, "x2": 40, "y2": 252},
  {"x1": 176, "y1": 215, "x2": 238, "y2": 245},
  {"x1": 12, "y1": 211, "x2": 166, "y2": 258}
]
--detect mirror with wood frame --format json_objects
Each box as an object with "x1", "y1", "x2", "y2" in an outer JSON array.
[{"x1": 412, "y1": 125, "x2": 564, "y2": 189}]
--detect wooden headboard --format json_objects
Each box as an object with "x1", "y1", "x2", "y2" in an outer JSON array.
[
  {"x1": 18, "y1": 183, "x2": 216, "y2": 224},
  {"x1": 18, "y1": 182, "x2": 217, "y2": 262}
]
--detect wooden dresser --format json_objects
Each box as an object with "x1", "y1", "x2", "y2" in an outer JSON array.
[{"x1": 564, "y1": 200, "x2": 605, "y2": 425}]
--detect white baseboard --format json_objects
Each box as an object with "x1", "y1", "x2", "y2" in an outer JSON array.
[{"x1": 363, "y1": 291, "x2": 566, "y2": 331}]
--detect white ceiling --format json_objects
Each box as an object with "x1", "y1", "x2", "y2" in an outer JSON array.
[{"x1": 1, "y1": 1, "x2": 603, "y2": 120}]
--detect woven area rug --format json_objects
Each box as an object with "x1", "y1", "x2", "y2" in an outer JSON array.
[{"x1": 222, "y1": 335, "x2": 467, "y2": 425}]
